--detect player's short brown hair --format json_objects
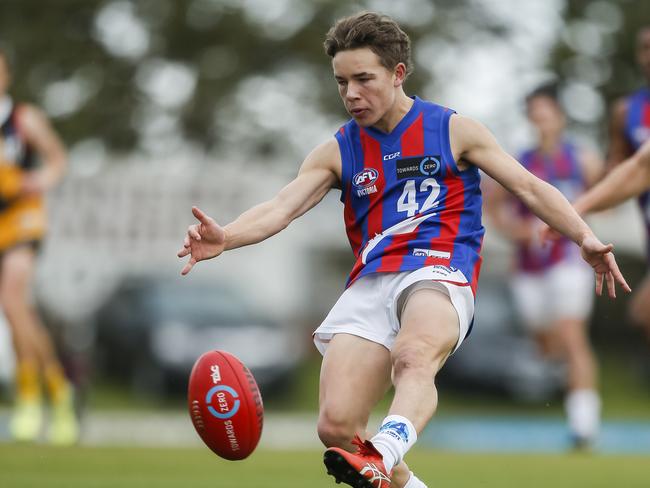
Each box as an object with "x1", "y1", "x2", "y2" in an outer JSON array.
[{"x1": 324, "y1": 12, "x2": 413, "y2": 78}]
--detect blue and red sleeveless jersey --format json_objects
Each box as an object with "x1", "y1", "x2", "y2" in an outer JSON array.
[
  {"x1": 515, "y1": 142, "x2": 585, "y2": 272},
  {"x1": 336, "y1": 96, "x2": 484, "y2": 294},
  {"x1": 624, "y1": 88, "x2": 650, "y2": 260}
]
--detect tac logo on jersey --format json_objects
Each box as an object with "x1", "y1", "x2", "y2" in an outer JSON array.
[
  {"x1": 396, "y1": 156, "x2": 441, "y2": 179},
  {"x1": 353, "y1": 168, "x2": 379, "y2": 197}
]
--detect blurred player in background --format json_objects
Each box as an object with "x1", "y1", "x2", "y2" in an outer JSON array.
[
  {"x1": 600, "y1": 26, "x2": 650, "y2": 336},
  {"x1": 179, "y1": 13, "x2": 628, "y2": 488},
  {"x1": 487, "y1": 84, "x2": 604, "y2": 448},
  {"x1": 0, "y1": 46, "x2": 78, "y2": 444}
]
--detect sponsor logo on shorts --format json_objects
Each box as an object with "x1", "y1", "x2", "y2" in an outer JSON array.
[
  {"x1": 396, "y1": 156, "x2": 441, "y2": 179},
  {"x1": 205, "y1": 385, "x2": 240, "y2": 420}
]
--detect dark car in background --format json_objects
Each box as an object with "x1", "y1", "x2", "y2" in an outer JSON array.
[
  {"x1": 94, "y1": 276, "x2": 304, "y2": 398},
  {"x1": 440, "y1": 275, "x2": 565, "y2": 403}
]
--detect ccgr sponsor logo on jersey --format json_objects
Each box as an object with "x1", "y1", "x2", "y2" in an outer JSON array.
[
  {"x1": 396, "y1": 156, "x2": 441, "y2": 179},
  {"x1": 205, "y1": 385, "x2": 241, "y2": 419},
  {"x1": 353, "y1": 168, "x2": 379, "y2": 197}
]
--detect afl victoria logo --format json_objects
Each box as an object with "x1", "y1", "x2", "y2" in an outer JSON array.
[
  {"x1": 206, "y1": 385, "x2": 241, "y2": 419},
  {"x1": 353, "y1": 168, "x2": 379, "y2": 188}
]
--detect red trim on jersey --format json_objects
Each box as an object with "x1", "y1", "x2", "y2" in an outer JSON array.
[
  {"x1": 348, "y1": 256, "x2": 365, "y2": 285},
  {"x1": 339, "y1": 126, "x2": 345, "y2": 136},
  {"x1": 470, "y1": 237, "x2": 484, "y2": 296},
  {"x1": 557, "y1": 149, "x2": 571, "y2": 179},
  {"x1": 344, "y1": 185, "x2": 363, "y2": 257},
  {"x1": 433, "y1": 279, "x2": 471, "y2": 287},
  {"x1": 401, "y1": 113, "x2": 424, "y2": 157},
  {"x1": 360, "y1": 129, "x2": 384, "y2": 238},
  {"x1": 424, "y1": 172, "x2": 465, "y2": 266},
  {"x1": 346, "y1": 130, "x2": 383, "y2": 284},
  {"x1": 643, "y1": 102, "x2": 650, "y2": 128},
  {"x1": 377, "y1": 114, "x2": 425, "y2": 273}
]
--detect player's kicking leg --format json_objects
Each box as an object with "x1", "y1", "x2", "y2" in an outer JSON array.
[
  {"x1": 318, "y1": 333, "x2": 424, "y2": 488},
  {"x1": 323, "y1": 288, "x2": 459, "y2": 487}
]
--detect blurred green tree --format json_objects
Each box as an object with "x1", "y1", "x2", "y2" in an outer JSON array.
[{"x1": 1, "y1": 0, "x2": 504, "y2": 156}]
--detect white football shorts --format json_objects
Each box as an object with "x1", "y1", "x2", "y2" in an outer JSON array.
[
  {"x1": 313, "y1": 265, "x2": 475, "y2": 356},
  {"x1": 511, "y1": 259, "x2": 595, "y2": 330}
]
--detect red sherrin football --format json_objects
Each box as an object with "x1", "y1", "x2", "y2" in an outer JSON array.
[{"x1": 188, "y1": 350, "x2": 264, "y2": 460}]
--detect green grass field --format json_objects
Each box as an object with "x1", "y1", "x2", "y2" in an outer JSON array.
[{"x1": 0, "y1": 444, "x2": 648, "y2": 488}]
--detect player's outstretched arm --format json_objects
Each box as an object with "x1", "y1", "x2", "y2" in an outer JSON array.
[
  {"x1": 178, "y1": 139, "x2": 340, "y2": 275},
  {"x1": 451, "y1": 115, "x2": 631, "y2": 297},
  {"x1": 573, "y1": 139, "x2": 650, "y2": 216}
]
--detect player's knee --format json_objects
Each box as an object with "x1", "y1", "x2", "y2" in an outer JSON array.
[
  {"x1": 391, "y1": 344, "x2": 437, "y2": 380},
  {"x1": 317, "y1": 409, "x2": 358, "y2": 448}
]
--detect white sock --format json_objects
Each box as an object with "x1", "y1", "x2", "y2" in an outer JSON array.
[
  {"x1": 565, "y1": 389, "x2": 601, "y2": 440},
  {"x1": 370, "y1": 415, "x2": 417, "y2": 473},
  {"x1": 404, "y1": 471, "x2": 428, "y2": 488}
]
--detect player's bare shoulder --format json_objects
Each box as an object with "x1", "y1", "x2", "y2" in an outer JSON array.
[
  {"x1": 299, "y1": 137, "x2": 342, "y2": 189},
  {"x1": 448, "y1": 114, "x2": 497, "y2": 170}
]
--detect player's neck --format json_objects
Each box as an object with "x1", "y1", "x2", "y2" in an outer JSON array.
[
  {"x1": 538, "y1": 134, "x2": 562, "y2": 155},
  {"x1": 372, "y1": 92, "x2": 413, "y2": 134}
]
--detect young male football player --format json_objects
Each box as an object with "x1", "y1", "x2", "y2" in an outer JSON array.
[
  {"x1": 487, "y1": 85, "x2": 603, "y2": 447},
  {"x1": 596, "y1": 26, "x2": 650, "y2": 335},
  {"x1": 0, "y1": 46, "x2": 78, "y2": 444},
  {"x1": 179, "y1": 12, "x2": 629, "y2": 488}
]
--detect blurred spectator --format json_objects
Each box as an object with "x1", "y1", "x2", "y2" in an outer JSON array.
[
  {"x1": 0, "y1": 45, "x2": 78, "y2": 444},
  {"x1": 485, "y1": 83, "x2": 604, "y2": 448},
  {"x1": 600, "y1": 26, "x2": 650, "y2": 338}
]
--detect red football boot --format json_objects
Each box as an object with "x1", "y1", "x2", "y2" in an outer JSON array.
[{"x1": 324, "y1": 434, "x2": 392, "y2": 487}]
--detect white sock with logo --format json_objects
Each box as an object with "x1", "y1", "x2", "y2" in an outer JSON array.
[
  {"x1": 404, "y1": 471, "x2": 428, "y2": 488},
  {"x1": 565, "y1": 389, "x2": 601, "y2": 441},
  {"x1": 370, "y1": 415, "x2": 417, "y2": 473}
]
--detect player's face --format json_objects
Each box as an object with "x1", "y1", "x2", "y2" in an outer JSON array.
[
  {"x1": 527, "y1": 96, "x2": 565, "y2": 139},
  {"x1": 637, "y1": 28, "x2": 650, "y2": 83},
  {"x1": 332, "y1": 48, "x2": 399, "y2": 128},
  {"x1": 0, "y1": 55, "x2": 9, "y2": 96}
]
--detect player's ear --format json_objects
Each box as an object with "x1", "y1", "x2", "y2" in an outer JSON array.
[{"x1": 393, "y1": 63, "x2": 407, "y2": 87}]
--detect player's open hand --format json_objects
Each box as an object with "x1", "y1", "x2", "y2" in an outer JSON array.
[
  {"x1": 579, "y1": 234, "x2": 631, "y2": 298},
  {"x1": 177, "y1": 206, "x2": 227, "y2": 275}
]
